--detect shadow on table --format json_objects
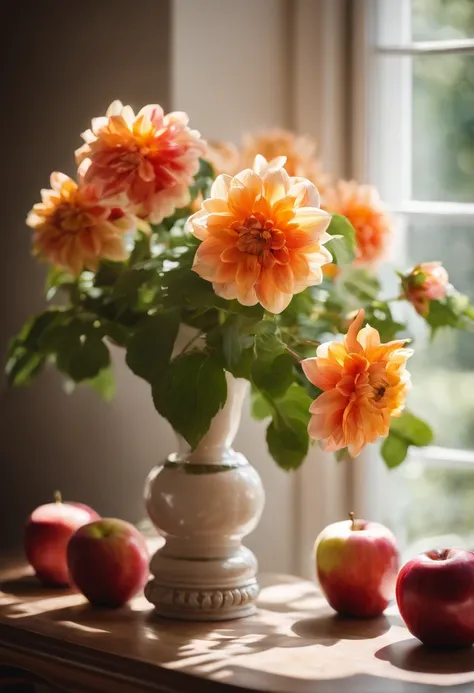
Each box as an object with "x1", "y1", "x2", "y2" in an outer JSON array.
[
  {"x1": 375, "y1": 638, "x2": 474, "y2": 675},
  {"x1": 292, "y1": 614, "x2": 391, "y2": 645},
  {"x1": 0, "y1": 575, "x2": 74, "y2": 600}
]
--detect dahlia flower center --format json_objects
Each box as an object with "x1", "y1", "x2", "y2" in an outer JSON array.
[
  {"x1": 55, "y1": 205, "x2": 95, "y2": 233},
  {"x1": 370, "y1": 377, "x2": 388, "y2": 403},
  {"x1": 114, "y1": 150, "x2": 143, "y2": 173},
  {"x1": 234, "y1": 214, "x2": 285, "y2": 257}
]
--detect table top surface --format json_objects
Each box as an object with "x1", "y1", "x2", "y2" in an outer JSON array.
[{"x1": 1, "y1": 555, "x2": 474, "y2": 693}]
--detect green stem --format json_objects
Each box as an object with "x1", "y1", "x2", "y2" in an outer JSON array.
[
  {"x1": 179, "y1": 332, "x2": 204, "y2": 355},
  {"x1": 285, "y1": 345, "x2": 302, "y2": 363}
]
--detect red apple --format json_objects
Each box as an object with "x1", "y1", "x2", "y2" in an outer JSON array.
[
  {"x1": 396, "y1": 548, "x2": 474, "y2": 649},
  {"x1": 67, "y1": 518, "x2": 149, "y2": 607},
  {"x1": 24, "y1": 491, "x2": 100, "y2": 586},
  {"x1": 315, "y1": 512, "x2": 399, "y2": 618}
]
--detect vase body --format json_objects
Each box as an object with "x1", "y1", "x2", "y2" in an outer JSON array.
[{"x1": 144, "y1": 375, "x2": 265, "y2": 620}]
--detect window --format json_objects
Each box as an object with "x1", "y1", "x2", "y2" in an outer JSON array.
[{"x1": 365, "y1": 0, "x2": 474, "y2": 559}]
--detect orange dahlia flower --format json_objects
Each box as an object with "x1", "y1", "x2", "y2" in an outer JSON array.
[
  {"x1": 302, "y1": 310, "x2": 412, "y2": 457},
  {"x1": 206, "y1": 141, "x2": 241, "y2": 176},
  {"x1": 27, "y1": 173, "x2": 134, "y2": 275},
  {"x1": 76, "y1": 100, "x2": 206, "y2": 223},
  {"x1": 322, "y1": 181, "x2": 391, "y2": 267},
  {"x1": 187, "y1": 156, "x2": 332, "y2": 314},
  {"x1": 241, "y1": 129, "x2": 330, "y2": 193},
  {"x1": 401, "y1": 261, "x2": 450, "y2": 316}
]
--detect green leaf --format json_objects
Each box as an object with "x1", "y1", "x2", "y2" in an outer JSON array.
[
  {"x1": 266, "y1": 416, "x2": 309, "y2": 470},
  {"x1": 128, "y1": 232, "x2": 151, "y2": 265},
  {"x1": 228, "y1": 301, "x2": 265, "y2": 320},
  {"x1": 189, "y1": 158, "x2": 216, "y2": 201},
  {"x1": 251, "y1": 349, "x2": 294, "y2": 398},
  {"x1": 39, "y1": 320, "x2": 111, "y2": 382},
  {"x1": 68, "y1": 337, "x2": 110, "y2": 382},
  {"x1": 164, "y1": 266, "x2": 223, "y2": 311},
  {"x1": 251, "y1": 390, "x2": 272, "y2": 420},
  {"x1": 196, "y1": 158, "x2": 215, "y2": 180},
  {"x1": 5, "y1": 350, "x2": 45, "y2": 386},
  {"x1": 278, "y1": 289, "x2": 314, "y2": 327},
  {"x1": 152, "y1": 353, "x2": 227, "y2": 449},
  {"x1": 85, "y1": 366, "x2": 116, "y2": 401},
  {"x1": 366, "y1": 314, "x2": 406, "y2": 343},
  {"x1": 62, "y1": 332, "x2": 110, "y2": 382},
  {"x1": 341, "y1": 267, "x2": 381, "y2": 302},
  {"x1": 17, "y1": 311, "x2": 64, "y2": 353},
  {"x1": 211, "y1": 315, "x2": 256, "y2": 379},
  {"x1": 274, "y1": 382, "x2": 312, "y2": 424},
  {"x1": 424, "y1": 293, "x2": 474, "y2": 336},
  {"x1": 5, "y1": 310, "x2": 68, "y2": 387},
  {"x1": 126, "y1": 310, "x2": 180, "y2": 382},
  {"x1": 390, "y1": 410, "x2": 433, "y2": 447},
  {"x1": 112, "y1": 268, "x2": 155, "y2": 299},
  {"x1": 45, "y1": 266, "x2": 75, "y2": 300},
  {"x1": 103, "y1": 321, "x2": 130, "y2": 348},
  {"x1": 94, "y1": 261, "x2": 124, "y2": 288},
  {"x1": 325, "y1": 213, "x2": 357, "y2": 266},
  {"x1": 425, "y1": 298, "x2": 461, "y2": 330},
  {"x1": 381, "y1": 433, "x2": 409, "y2": 469},
  {"x1": 252, "y1": 384, "x2": 312, "y2": 469},
  {"x1": 335, "y1": 447, "x2": 349, "y2": 462}
]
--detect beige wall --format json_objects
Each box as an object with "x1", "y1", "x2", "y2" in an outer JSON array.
[{"x1": 0, "y1": 0, "x2": 172, "y2": 550}]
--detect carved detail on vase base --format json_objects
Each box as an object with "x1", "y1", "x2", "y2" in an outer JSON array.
[{"x1": 145, "y1": 578, "x2": 259, "y2": 621}]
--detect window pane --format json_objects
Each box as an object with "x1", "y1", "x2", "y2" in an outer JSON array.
[
  {"x1": 412, "y1": 53, "x2": 474, "y2": 202},
  {"x1": 412, "y1": 0, "x2": 474, "y2": 41},
  {"x1": 391, "y1": 457, "x2": 474, "y2": 561},
  {"x1": 405, "y1": 219, "x2": 474, "y2": 449}
]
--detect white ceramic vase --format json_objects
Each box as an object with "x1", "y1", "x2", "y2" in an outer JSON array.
[{"x1": 144, "y1": 374, "x2": 265, "y2": 621}]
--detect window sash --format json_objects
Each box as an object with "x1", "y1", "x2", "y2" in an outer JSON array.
[
  {"x1": 391, "y1": 202, "x2": 474, "y2": 218},
  {"x1": 409, "y1": 446, "x2": 474, "y2": 469},
  {"x1": 348, "y1": 0, "x2": 474, "y2": 527},
  {"x1": 376, "y1": 39, "x2": 474, "y2": 56}
]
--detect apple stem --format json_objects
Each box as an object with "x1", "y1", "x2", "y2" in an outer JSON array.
[
  {"x1": 349, "y1": 511, "x2": 355, "y2": 530},
  {"x1": 54, "y1": 490, "x2": 62, "y2": 504}
]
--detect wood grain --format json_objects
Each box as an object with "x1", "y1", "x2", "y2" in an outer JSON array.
[{"x1": 1, "y1": 556, "x2": 473, "y2": 692}]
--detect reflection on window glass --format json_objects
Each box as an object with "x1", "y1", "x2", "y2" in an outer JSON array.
[
  {"x1": 391, "y1": 458, "x2": 474, "y2": 559},
  {"x1": 412, "y1": 53, "x2": 474, "y2": 202},
  {"x1": 412, "y1": 0, "x2": 474, "y2": 202},
  {"x1": 405, "y1": 221, "x2": 474, "y2": 449},
  {"x1": 412, "y1": 0, "x2": 474, "y2": 41}
]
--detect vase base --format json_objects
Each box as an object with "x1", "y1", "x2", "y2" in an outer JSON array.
[{"x1": 144, "y1": 578, "x2": 259, "y2": 621}]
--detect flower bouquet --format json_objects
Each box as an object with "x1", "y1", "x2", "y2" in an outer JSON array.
[{"x1": 8, "y1": 101, "x2": 474, "y2": 470}]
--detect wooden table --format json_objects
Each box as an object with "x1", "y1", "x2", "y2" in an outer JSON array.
[{"x1": 1, "y1": 556, "x2": 474, "y2": 693}]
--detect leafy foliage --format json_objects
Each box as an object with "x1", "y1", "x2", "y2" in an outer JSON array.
[
  {"x1": 7, "y1": 160, "x2": 461, "y2": 471},
  {"x1": 381, "y1": 410, "x2": 433, "y2": 468},
  {"x1": 425, "y1": 292, "x2": 474, "y2": 336},
  {"x1": 252, "y1": 384, "x2": 312, "y2": 470}
]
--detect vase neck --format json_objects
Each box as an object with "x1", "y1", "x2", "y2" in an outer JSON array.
[{"x1": 173, "y1": 374, "x2": 249, "y2": 465}]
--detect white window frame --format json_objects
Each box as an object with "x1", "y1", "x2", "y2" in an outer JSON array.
[{"x1": 352, "y1": 0, "x2": 474, "y2": 534}]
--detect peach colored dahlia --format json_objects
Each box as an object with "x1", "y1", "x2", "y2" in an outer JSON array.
[
  {"x1": 322, "y1": 181, "x2": 391, "y2": 267},
  {"x1": 187, "y1": 156, "x2": 332, "y2": 314},
  {"x1": 240, "y1": 129, "x2": 330, "y2": 193},
  {"x1": 27, "y1": 173, "x2": 134, "y2": 275},
  {"x1": 76, "y1": 100, "x2": 206, "y2": 223},
  {"x1": 302, "y1": 310, "x2": 412, "y2": 457}
]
